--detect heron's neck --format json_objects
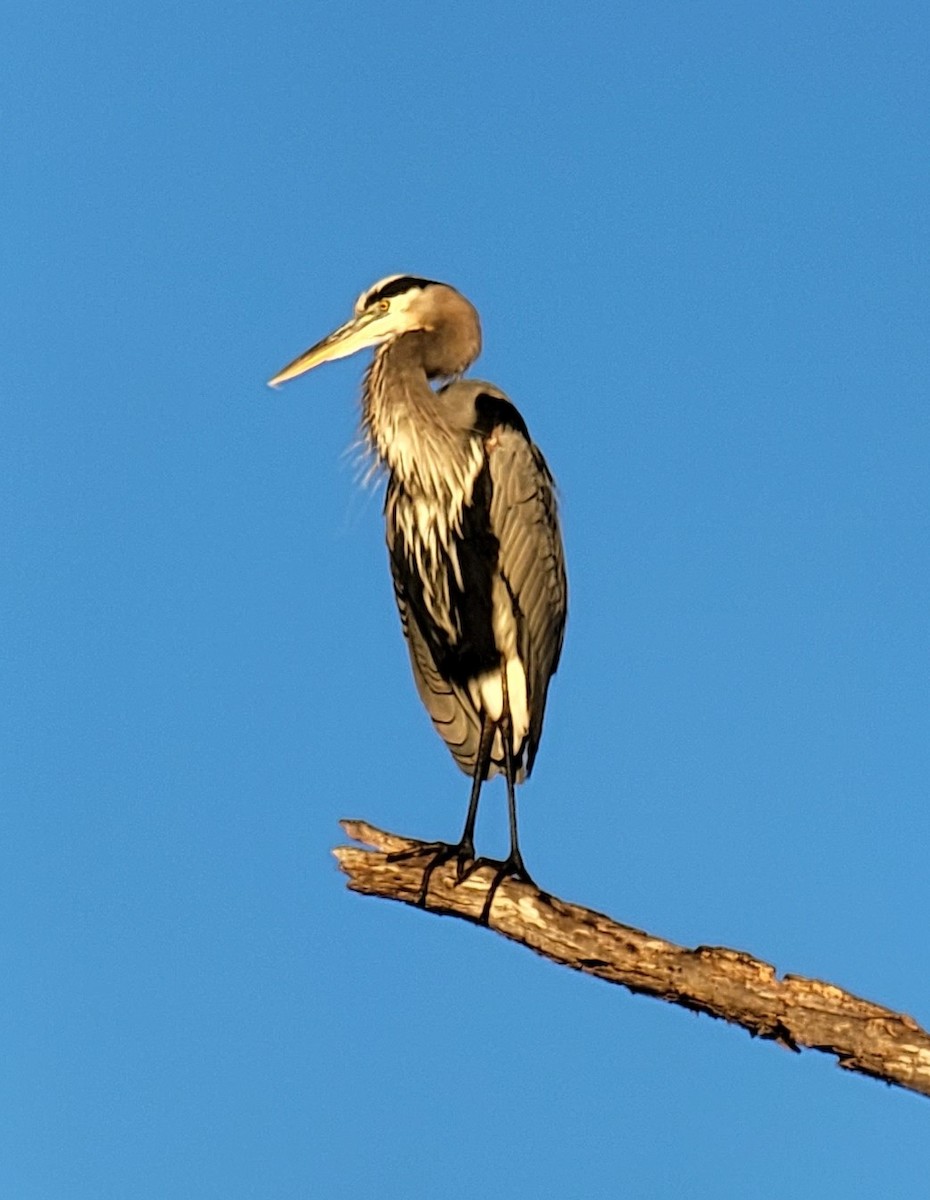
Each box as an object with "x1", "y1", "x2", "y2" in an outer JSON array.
[{"x1": 363, "y1": 339, "x2": 479, "y2": 498}]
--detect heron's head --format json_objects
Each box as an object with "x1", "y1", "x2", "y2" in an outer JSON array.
[{"x1": 268, "y1": 275, "x2": 481, "y2": 387}]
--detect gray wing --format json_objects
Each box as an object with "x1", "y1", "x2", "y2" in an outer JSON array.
[{"x1": 487, "y1": 427, "x2": 567, "y2": 776}]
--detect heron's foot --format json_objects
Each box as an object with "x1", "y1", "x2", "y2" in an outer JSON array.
[
  {"x1": 460, "y1": 850, "x2": 540, "y2": 925},
  {"x1": 386, "y1": 838, "x2": 476, "y2": 906}
]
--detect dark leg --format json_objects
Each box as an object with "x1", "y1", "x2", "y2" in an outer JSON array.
[
  {"x1": 500, "y1": 701, "x2": 534, "y2": 884},
  {"x1": 455, "y1": 712, "x2": 495, "y2": 862},
  {"x1": 387, "y1": 714, "x2": 494, "y2": 906},
  {"x1": 461, "y1": 667, "x2": 538, "y2": 924}
]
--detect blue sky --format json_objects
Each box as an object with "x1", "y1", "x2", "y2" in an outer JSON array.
[{"x1": 4, "y1": 2, "x2": 929, "y2": 1196}]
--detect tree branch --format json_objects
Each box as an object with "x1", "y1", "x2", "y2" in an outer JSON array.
[{"x1": 334, "y1": 819, "x2": 930, "y2": 1101}]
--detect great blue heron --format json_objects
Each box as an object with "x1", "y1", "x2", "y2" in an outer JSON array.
[{"x1": 269, "y1": 275, "x2": 567, "y2": 915}]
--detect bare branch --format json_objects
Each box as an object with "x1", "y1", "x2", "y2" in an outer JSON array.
[{"x1": 334, "y1": 819, "x2": 930, "y2": 1101}]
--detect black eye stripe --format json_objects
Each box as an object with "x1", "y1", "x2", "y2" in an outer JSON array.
[{"x1": 364, "y1": 276, "x2": 439, "y2": 307}]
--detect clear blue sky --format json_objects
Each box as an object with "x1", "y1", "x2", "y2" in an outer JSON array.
[{"x1": 4, "y1": 2, "x2": 929, "y2": 1196}]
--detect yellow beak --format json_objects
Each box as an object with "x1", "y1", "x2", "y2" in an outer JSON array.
[{"x1": 267, "y1": 310, "x2": 385, "y2": 388}]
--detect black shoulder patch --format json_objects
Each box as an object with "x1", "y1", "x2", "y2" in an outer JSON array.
[
  {"x1": 365, "y1": 276, "x2": 437, "y2": 306},
  {"x1": 474, "y1": 392, "x2": 530, "y2": 441}
]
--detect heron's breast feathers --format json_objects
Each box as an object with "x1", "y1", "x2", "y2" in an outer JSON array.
[{"x1": 386, "y1": 443, "x2": 486, "y2": 647}]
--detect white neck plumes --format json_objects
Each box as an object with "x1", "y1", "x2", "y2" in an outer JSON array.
[{"x1": 362, "y1": 341, "x2": 482, "y2": 502}]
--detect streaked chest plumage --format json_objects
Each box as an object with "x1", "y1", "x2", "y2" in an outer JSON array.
[{"x1": 384, "y1": 438, "x2": 487, "y2": 648}]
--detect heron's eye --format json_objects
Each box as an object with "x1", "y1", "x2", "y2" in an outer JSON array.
[{"x1": 377, "y1": 299, "x2": 390, "y2": 312}]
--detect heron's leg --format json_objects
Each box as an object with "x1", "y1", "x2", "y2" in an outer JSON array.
[
  {"x1": 464, "y1": 667, "x2": 538, "y2": 924},
  {"x1": 455, "y1": 712, "x2": 494, "y2": 863},
  {"x1": 387, "y1": 714, "x2": 494, "y2": 906},
  {"x1": 500, "y1": 701, "x2": 532, "y2": 882}
]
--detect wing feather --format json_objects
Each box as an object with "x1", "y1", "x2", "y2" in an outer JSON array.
[{"x1": 486, "y1": 427, "x2": 567, "y2": 775}]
